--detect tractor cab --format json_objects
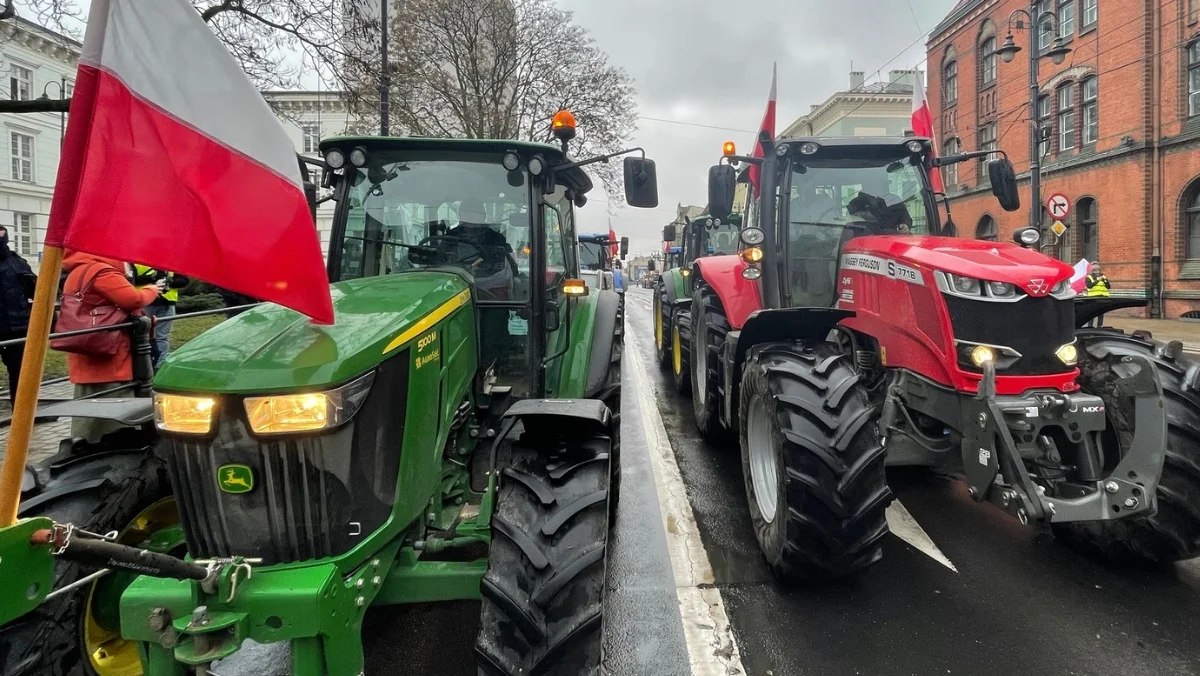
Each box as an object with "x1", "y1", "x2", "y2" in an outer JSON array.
[{"x1": 578, "y1": 232, "x2": 630, "y2": 291}]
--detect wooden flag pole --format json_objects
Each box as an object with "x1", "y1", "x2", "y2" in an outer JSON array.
[{"x1": 0, "y1": 245, "x2": 64, "y2": 527}]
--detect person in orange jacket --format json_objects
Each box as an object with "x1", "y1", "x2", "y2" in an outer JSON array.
[{"x1": 61, "y1": 250, "x2": 161, "y2": 442}]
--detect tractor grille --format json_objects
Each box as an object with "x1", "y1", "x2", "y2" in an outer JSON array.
[
  {"x1": 161, "y1": 355, "x2": 409, "y2": 565},
  {"x1": 944, "y1": 294, "x2": 1075, "y2": 376}
]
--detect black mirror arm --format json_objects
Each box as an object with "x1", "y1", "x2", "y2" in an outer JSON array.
[
  {"x1": 931, "y1": 149, "x2": 1010, "y2": 167},
  {"x1": 553, "y1": 147, "x2": 646, "y2": 173}
]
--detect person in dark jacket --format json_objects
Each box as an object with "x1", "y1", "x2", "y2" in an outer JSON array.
[{"x1": 0, "y1": 226, "x2": 36, "y2": 401}]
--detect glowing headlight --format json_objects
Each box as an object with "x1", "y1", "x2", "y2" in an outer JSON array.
[
  {"x1": 155, "y1": 394, "x2": 216, "y2": 435},
  {"x1": 1056, "y1": 342, "x2": 1079, "y2": 366},
  {"x1": 681, "y1": 268, "x2": 691, "y2": 277},
  {"x1": 244, "y1": 372, "x2": 375, "y2": 435},
  {"x1": 970, "y1": 345, "x2": 997, "y2": 366},
  {"x1": 741, "y1": 247, "x2": 765, "y2": 263},
  {"x1": 987, "y1": 281, "x2": 1017, "y2": 298},
  {"x1": 741, "y1": 227, "x2": 766, "y2": 246},
  {"x1": 950, "y1": 274, "x2": 982, "y2": 295}
]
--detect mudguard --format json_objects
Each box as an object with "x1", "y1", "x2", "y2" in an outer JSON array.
[
  {"x1": 584, "y1": 289, "x2": 621, "y2": 398},
  {"x1": 693, "y1": 256, "x2": 763, "y2": 329},
  {"x1": 501, "y1": 398, "x2": 612, "y2": 439},
  {"x1": 660, "y1": 269, "x2": 686, "y2": 305},
  {"x1": 1074, "y1": 296, "x2": 1149, "y2": 328}
]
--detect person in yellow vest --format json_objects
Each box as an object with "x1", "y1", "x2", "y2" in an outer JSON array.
[
  {"x1": 132, "y1": 265, "x2": 190, "y2": 368},
  {"x1": 1085, "y1": 262, "x2": 1111, "y2": 327}
]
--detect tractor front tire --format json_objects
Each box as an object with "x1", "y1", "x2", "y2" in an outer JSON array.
[
  {"x1": 671, "y1": 308, "x2": 691, "y2": 396},
  {"x1": 739, "y1": 341, "x2": 891, "y2": 581},
  {"x1": 477, "y1": 429, "x2": 613, "y2": 676},
  {"x1": 653, "y1": 286, "x2": 671, "y2": 369},
  {"x1": 1052, "y1": 330, "x2": 1200, "y2": 564},
  {"x1": 1, "y1": 449, "x2": 178, "y2": 676},
  {"x1": 690, "y1": 284, "x2": 730, "y2": 440}
]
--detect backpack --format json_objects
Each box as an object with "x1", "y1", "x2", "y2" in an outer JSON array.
[{"x1": 50, "y1": 263, "x2": 131, "y2": 356}]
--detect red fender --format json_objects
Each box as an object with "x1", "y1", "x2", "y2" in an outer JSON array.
[{"x1": 692, "y1": 255, "x2": 763, "y2": 329}]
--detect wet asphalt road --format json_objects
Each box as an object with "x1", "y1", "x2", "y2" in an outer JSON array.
[{"x1": 622, "y1": 286, "x2": 1200, "y2": 676}]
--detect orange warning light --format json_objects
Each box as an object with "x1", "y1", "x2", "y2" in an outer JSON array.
[
  {"x1": 722, "y1": 141, "x2": 736, "y2": 156},
  {"x1": 552, "y1": 110, "x2": 577, "y2": 140}
]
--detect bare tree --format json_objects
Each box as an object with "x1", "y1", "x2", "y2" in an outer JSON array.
[{"x1": 375, "y1": 0, "x2": 637, "y2": 195}]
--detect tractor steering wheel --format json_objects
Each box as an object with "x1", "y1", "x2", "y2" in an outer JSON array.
[{"x1": 418, "y1": 235, "x2": 488, "y2": 268}]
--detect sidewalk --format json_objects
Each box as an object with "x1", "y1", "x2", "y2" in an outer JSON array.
[
  {"x1": 1104, "y1": 318, "x2": 1200, "y2": 354},
  {"x1": 0, "y1": 380, "x2": 82, "y2": 468}
]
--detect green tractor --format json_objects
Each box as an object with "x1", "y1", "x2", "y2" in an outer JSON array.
[
  {"x1": 0, "y1": 125, "x2": 658, "y2": 675},
  {"x1": 652, "y1": 214, "x2": 740, "y2": 394}
]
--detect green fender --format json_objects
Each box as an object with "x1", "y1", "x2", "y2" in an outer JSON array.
[
  {"x1": 556, "y1": 289, "x2": 621, "y2": 399},
  {"x1": 662, "y1": 268, "x2": 686, "y2": 304}
]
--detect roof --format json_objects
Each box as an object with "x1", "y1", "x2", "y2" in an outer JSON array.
[
  {"x1": 930, "y1": 0, "x2": 984, "y2": 39},
  {"x1": 10, "y1": 15, "x2": 81, "y2": 48},
  {"x1": 850, "y1": 81, "x2": 914, "y2": 95},
  {"x1": 318, "y1": 136, "x2": 595, "y2": 196}
]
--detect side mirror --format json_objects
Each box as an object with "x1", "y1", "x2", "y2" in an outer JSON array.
[
  {"x1": 545, "y1": 300, "x2": 560, "y2": 332},
  {"x1": 620, "y1": 236, "x2": 629, "y2": 258},
  {"x1": 708, "y1": 164, "x2": 736, "y2": 221},
  {"x1": 663, "y1": 224, "x2": 677, "y2": 242},
  {"x1": 989, "y1": 159, "x2": 1021, "y2": 212},
  {"x1": 647, "y1": 259, "x2": 657, "y2": 272},
  {"x1": 623, "y1": 157, "x2": 659, "y2": 208}
]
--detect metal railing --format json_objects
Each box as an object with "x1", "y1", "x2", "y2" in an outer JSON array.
[{"x1": 0, "y1": 302, "x2": 261, "y2": 427}]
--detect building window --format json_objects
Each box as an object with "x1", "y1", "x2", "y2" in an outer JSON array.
[
  {"x1": 64, "y1": 80, "x2": 74, "y2": 98},
  {"x1": 1082, "y1": 77, "x2": 1098, "y2": 145},
  {"x1": 10, "y1": 213, "x2": 33, "y2": 256},
  {"x1": 1078, "y1": 198, "x2": 1098, "y2": 262},
  {"x1": 976, "y1": 215, "x2": 998, "y2": 241},
  {"x1": 1058, "y1": 0, "x2": 1075, "y2": 38},
  {"x1": 7, "y1": 63, "x2": 31, "y2": 101},
  {"x1": 1189, "y1": 42, "x2": 1200, "y2": 117},
  {"x1": 942, "y1": 138, "x2": 960, "y2": 188},
  {"x1": 9, "y1": 132, "x2": 33, "y2": 183},
  {"x1": 301, "y1": 123, "x2": 321, "y2": 154},
  {"x1": 1037, "y1": 0, "x2": 1053, "y2": 51},
  {"x1": 978, "y1": 123, "x2": 996, "y2": 181},
  {"x1": 943, "y1": 60, "x2": 958, "y2": 106},
  {"x1": 980, "y1": 37, "x2": 997, "y2": 87},
  {"x1": 1082, "y1": 0, "x2": 1098, "y2": 30},
  {"x1": 1038, "y1": 94, "x2": 1052, "y2": 158},
  {"x1": 1057, "y1": 83, "x2": 1076, "y2": 151},
  {"x1": 1187, "y1": 184, "x2": 1200, "y2": 260}
]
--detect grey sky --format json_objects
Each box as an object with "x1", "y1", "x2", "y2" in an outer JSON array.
[{"x1": 561, "y1": 0, "x2": 958, "y2": 254}]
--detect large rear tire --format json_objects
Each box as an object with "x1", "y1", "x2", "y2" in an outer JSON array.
[
  {"x1": 1052, "y1": 330, "x2": 1200, "y2": 563},
  {"x1": 477, "y1": 428, "x2": 613, "y2": 676},
  {"x1": 739, "y1": 341, "x2": 891, "y2": 581},
  {"x1": 690, "y1": 284, "x2": 729, "y2": 440},
  {"x1": 653, "y1": 285, "x2": 670, "y2": 369},
  {"x1": 1, "y1": 449, "x2": 179, "y2": 676},
  {"x1": 671, "y1": 308, "x2": 691, "y2": 396}
]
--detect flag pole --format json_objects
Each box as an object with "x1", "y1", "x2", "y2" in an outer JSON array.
[{"x1": 0, "y1": 245, "x2": 64, "y2": 526}]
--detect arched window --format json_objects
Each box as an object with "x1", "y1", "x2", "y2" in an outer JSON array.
[
  {"x1": 942, "y1": 138, "x2": 961, "y2": 188},
  {"x1": 1184, "y1": 180, "x2": 1200, "y2": 259},
  {"x1": 1188, "y1": 40, "x2": 1200, "y2": 117},
  {"x1": 943, "y1": 59, "x2": 958, "y2": 106},
  {"x1": 980, "y1": 37, "x2": 997, "y2": 88},
  {"x1": 976, "y1": 215, "x2": 998, "y2": 241},
  {"x1": 1077, "y1": 197, "x2": 1098, "y2": 261}
]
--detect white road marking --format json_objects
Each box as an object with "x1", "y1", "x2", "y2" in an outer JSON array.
[
  {"x1": 626, "y1": 319, "x2": 746, "y2": 676},
  {"x1": 886, "y1": 500, "x2": 958, "y2": 572}
]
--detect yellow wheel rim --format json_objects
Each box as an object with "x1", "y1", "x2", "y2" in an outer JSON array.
[
  {"x1": 672, "y1": 325, "x2": 682, "y2": 375},
  {"x1": 84, "y1": 497, "x2": 180, "y2": 676},
  {"x1": 654, "y1": 298, "x2": 663, "y2": 349}
]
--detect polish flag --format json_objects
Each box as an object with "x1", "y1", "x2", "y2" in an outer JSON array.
[
  {"x1": 609, "y1": 226, "x2": 619, "y2": 256},
  {"x1": 748, "y1": 63, "x2": 778, "y2": 196},
  {"x1": 911, "y1": 72, "x2": 945, "y2": 194},
  {"x1": 45, "y1": 0, "x2": 334, "y2": 323},
  {"x1": 1070, "y1": 258, "x2": 1091, "y2": 293}
]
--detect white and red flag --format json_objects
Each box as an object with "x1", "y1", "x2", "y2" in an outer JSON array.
[
  {"x1": 911, "y1": 71, "x2": 945, "y2": 193},
  {"x1": 609, "y1": 226, "x2": 619, "y2": 256},
  {"x1": 45, "y1": 0, "x2": 334, "y2": 323},
  {"x1": 748, "y1": 63, "x2": 778, "y2": 196}
]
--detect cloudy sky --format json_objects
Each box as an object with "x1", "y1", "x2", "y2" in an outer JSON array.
[{"x1": 559, "y1": 0, "x2": 959, "y2": 255}]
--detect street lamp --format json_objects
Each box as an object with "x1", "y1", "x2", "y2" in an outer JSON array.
[
  {"x1": 994, "y1": 2, "x2": 1073, "y2": 241},
  {"x1": 37, "y1": 78, "x2": 67, "y2": 146}
]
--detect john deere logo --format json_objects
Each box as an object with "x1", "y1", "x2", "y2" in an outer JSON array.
[{"x1": 218, "y1": 464, "x2": 254, "y2": 494}]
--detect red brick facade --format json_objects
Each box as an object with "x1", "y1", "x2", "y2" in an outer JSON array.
[{"x1": 927, "y1": 0, "x2": 1200, "y2": 317}]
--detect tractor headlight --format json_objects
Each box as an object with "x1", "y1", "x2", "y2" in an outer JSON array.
[
  {"x1": 986, "y1": 281, "x2": 1017, "y2": 298},
  {"x1": 906, "y1": 140, "x2": 924, "y2": 154},
  {"x1": 1056, "y1": 341, "x2": 1079, "y2": 366},
  {"x1": 349, "y1": 146, "x2": 369, "y2": 167},
  {"x1": 324, "y1": 149, "x2": 346, "y2": 170},
  {"x1": 502, "y1": 152, "x2": 520, "y2": 171},
  {"x1": 741, "y1": 227, "x2": 766, "y2": 246},
  {"x1": 949, "y1": 274, "x2": 982, "y2": 295},
  {"x1": 155, "y1": 394, "x2": 216, "y2": 435},
  {"x1": 1050, "y1": 279, "x2": 1075, "y2": 299},
  {"x1": 244, "y1": 372, "x2": 375, "y2": 435},
  {"x1": 1014, "y1": 227, "x2": 1041, "y2": 246},
  {"x1": 742, "y1": 266, "x2": 762, "y2": 280},
  {"x1": 970, "y1": 345, "x2": 997, "y2": 366}
]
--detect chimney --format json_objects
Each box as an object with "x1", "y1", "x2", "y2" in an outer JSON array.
[
  {"x1": 888, "y1": 70, "x2": 915, "y2": 86},
  {"x1": 850, "y1": 71, "x2": 865, "y2": 89}
]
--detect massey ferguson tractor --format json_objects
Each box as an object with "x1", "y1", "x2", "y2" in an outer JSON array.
[
  {"x1": 693, "y1": 133, "x2": 1200, "y2": 581},
  {"x1": 653, "y1": 214, "x2": 741, "y2": 395},
  {"x1": 0, "y1": 114, "x2": 657, "y2": 675}
]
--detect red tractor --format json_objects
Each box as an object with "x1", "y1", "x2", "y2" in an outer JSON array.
[{"x1": 693, "y1": 133, "x2": 1200, "y2": 581}]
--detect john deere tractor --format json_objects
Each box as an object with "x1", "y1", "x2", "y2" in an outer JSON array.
[
  {"x1": 652, "y1": 215, "x2": 740, "y2": 395},
  {"x1": 691, "y1": 134, "x2": 1200, "y2": 581},
  {"x1": 0, "y1": 118, "x2": 658, "y2": 675}
]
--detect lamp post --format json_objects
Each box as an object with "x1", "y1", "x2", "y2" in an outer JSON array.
[
  {"x1": 994, "y1": 2, "x2": 1072, "y2": 239},
  {"x1": 37, "y1": 78, "x2": 67, "y2": 146}
]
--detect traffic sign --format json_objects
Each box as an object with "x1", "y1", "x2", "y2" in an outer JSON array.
[
  {"x1": 1046, "y1": 193, "x2": 1071, "y2": 220},
  {"x1": 1050, "y1": 219, "x2": 1068, "y2": 237}
]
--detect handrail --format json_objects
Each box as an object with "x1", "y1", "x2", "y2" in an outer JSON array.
[{"x1": 0, "y1": 303, "x2": 262, "y2": 349}]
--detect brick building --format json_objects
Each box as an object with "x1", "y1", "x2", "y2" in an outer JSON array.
[{"x1": 927, "y1": 0, "x2": 1200, "y2": 318}]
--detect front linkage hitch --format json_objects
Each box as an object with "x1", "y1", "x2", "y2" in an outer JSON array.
[{"x1": 960, "y1": 352, "x2": 1166, "y2": 525}]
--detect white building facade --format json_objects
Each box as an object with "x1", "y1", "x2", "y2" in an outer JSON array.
[{"x1": 1, "y1": 16, "x2": 361, "y2": 264}]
